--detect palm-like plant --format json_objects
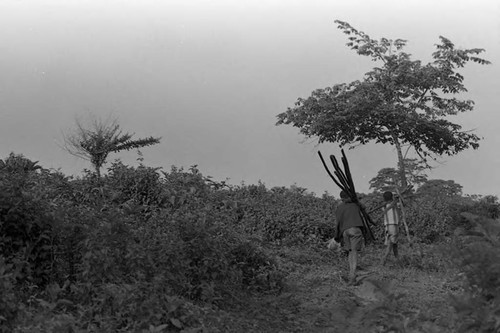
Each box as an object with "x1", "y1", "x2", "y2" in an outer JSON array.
[{"x1": 63, "y1": 116, "x2": 161, "y2": 179}]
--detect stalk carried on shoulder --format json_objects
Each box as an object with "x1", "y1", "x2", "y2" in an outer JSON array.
[{"x1": 318, "y1": 149, "x2": 376, "y2": 243}]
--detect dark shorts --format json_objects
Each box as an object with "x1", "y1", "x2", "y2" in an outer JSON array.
[{"x1": 343, "y1": 227, "x2": 364, "y2": 252}]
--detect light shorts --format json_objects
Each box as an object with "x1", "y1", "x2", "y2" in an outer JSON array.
[
  {"x1": 384, "y1": 224, "x2": 399, "y2": 245},
  {"x1": 343, "y1": 227, "x2": 364, "y2": 252}
]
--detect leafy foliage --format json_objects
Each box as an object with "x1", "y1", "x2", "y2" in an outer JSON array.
[
  {"x1": 277, "y1": 20, "x2": 489, "y2": 187},
  {"x1": 63, "y1": 116, "x2": 160, "y2": 178},
  {"x1": 230, "y1": 183, "x2": 336, "y2": 245},
  {"x1": 369, "y1": 158, "x2": 428, "y2": 193},
  {"x1": 364, "y1": 178, "x2": 497, "y2": 244},
  {"x1": 0, "y1": 257, "x2": 19, "y2": 331},
  {"x1": 465, "y1": 195, "x2": 500, "y2": 219},
  {"x1": 0, "y1": 161, "x2": 55, "y2": 286},
  {"x1": 0, "y1": 153, "x2": 42, "y2": 174},
  {"x1": 448, "y1": 213, "x2": 500, "y2": 332},
  {"x1": 3, "y1": 151, "x2": 499, "y2": 331},
  {"x1": 417, "y1": 179, "x2": 463, "y2": 197},
  {"x1": 1, "y1": 154, "x2": 293, "y2": 331}
]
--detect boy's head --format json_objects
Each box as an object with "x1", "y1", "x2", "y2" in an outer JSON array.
[
  {"x1": 383, "y1": 191, "x2": 393, "y2": 202},
  {"x1": 340, "y1": 190, "x2": 349, "y2": 201}
]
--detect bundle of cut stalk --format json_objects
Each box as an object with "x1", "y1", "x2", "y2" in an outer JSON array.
[{"x1": 318, "y1": 149, "x2": 376, "y2": 243}]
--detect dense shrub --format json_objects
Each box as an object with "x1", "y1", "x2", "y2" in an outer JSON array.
[
  {"x1": 405, "y1": 195, "x2": 456, "y2": 243},
  {"x1": 0, "y1": 165, "x2": 56, "y2": 286},
  {"x1": 17, "y1": 152, "x2": 500, "y2": 331},
  {"x1": 1, "y1": 155, "x2": 292, "y2": 330},
  {"x1": 0, "y1": 257, "x2": 19, "y2": 332},
  {"x1": 231, "y1": 184, "x2": 336, "y2": 245},
  {"x1": 363, "y1": 189, "x2": 500, "y2": 244},
  {"x1": 448, "y1": 213, "x2": 500, "y2": 332},
  {"x1": 104, "y1": 160, "x2": 166, "y2": 208}
]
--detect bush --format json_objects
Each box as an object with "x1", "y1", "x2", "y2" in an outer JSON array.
[
  {"x1": 230, "y1": 241, "x2": 284, "y2": 292},
  {"x1": 0, "y1": 257, "x2": 19, "y2": 332},
  {"x1": 398, "y1": 192, "x2": 500, "y2": 244},
  {"x1": 0, "y1": 168, "x2": 56, "y2": 286},
  {"x1": 232, "y1": 184, "x2": 336, "y2": 245},
  {"x1": 105, "y1": 161, "x2": 165, "y2": 208},
  {"x1": 448, "y1": 213, "x2": 500, "y2": 332},
  {"x1": 0, "y1": 155, "x2": 321, "y2": 330}
]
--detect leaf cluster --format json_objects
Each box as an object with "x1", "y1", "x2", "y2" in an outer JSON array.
[
  {"x1": 5, "y1": 151, "x2": 499, "y2": 331},
  {"x1": 0, "y1": 154, "x2": 290, "y2": 331},
  {"x1": 63, "y1": 116, "x2": 160, "y2": 177},
  {"x1": 277, "y1": 20, "x2": 489, "y2": 159},
  {"x1": 447, "y1": 213, "x2": 500, "y2": 332},
  {"x1": 230, "y1": 183, "x2": 337, "y2": 245},
  {"x1": 369, "y1": 158, "x2": 429, "y2": 193}
]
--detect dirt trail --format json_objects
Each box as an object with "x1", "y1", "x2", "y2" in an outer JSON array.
[
  {"x1": 278, "y1": 262, "x2": 381, "y2": 333},
  {"x1": 271, "y1": 256, "x2": 457, "y2": 333},
  {"x1": 206, "y1": 248, "x2": 458, "y2": 332},
  {"x1": 256, "y1": 264, "x2": 456, "y2": 333}
]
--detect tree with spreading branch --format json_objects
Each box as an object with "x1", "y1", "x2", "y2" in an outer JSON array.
[
  {"x1": 63, "y1": 116, "x2": 161, "y2": 179},
  {"x1": 276, "y1": 20, "x2": 490, "y2": 189}
]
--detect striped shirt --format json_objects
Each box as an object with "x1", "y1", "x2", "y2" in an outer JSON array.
[{"x1": 383, "y1": 202, "x2": 400, "y2": 226}]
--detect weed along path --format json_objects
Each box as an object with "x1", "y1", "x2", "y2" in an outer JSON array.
[
  {"x1": 209, "y1": 245, "x2": 459, "y2": 333},
  {"x1": 280, "y1": 247, "x2": 459, "y2": 333}
]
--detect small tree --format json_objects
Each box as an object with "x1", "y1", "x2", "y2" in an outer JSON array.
[
  {"x1": 369, "y1": 158, "x2": 428, "y2": 193},
  {"x1": 276, "y1": 20, "x2": 490, "y2": 189},
  {"x1": 63, "y1": 116, "x2": 161, "y2": 179}
]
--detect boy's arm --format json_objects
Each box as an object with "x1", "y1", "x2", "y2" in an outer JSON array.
[
  {"x1": 334, "y1": 224, "x2": 341, "y2": 241},
  {"x1": 334, "y1": 209, "x2": 341, "y2": 241},
  {"x1": 381, "y1": 200, "x2": 398, "y2": 214},
  {"x1": 398, "y1": 198, "x2": 405, "y2": 207}
]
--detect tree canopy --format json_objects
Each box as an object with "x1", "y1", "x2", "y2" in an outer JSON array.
[
  {"x1": 416, "y1": 179, "x2": 463, "y2": 198},
  {"x1": 369, "y1": 158, "x2": 428, "y2": 193},
  {"x1": 276, "y1": 20, "x2": 490, "y2": 188}
]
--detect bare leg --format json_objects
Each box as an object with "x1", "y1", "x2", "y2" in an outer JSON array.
[
  {"x1": 348, "y1": 250, "x2": 357, "y2": 284},
  {"x1": 352, "y1": 250, "x2": 358, "y2": 274},
  {"x1": 393, "y1": 243, "x2": 399, "y2": 258},
  {"x1": 381, "y1": 244, "x2": 391, "y2": 266}
]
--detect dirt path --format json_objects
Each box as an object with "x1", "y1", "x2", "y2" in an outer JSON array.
[
  {"x1": 204, "y1": 247, "x2": 459, "y2": 332},
  {"x1": 261, "y1": 261, "x2": 455, "y2": 332},
  {"x1": 278, "y1": 261, "x2": 382, "y2": 333},
  {"x1": 277, "y1": 250, "x2": 459, "y2": 333}
]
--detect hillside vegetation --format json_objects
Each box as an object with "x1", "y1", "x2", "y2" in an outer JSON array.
[{"x1": 1, "y1": 153, "x2": 499, "y2": 332}]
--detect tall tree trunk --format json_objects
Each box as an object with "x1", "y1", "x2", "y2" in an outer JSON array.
[
  {"x1": 95, "y1": 165, "x2": 101, "y2": 180},
  {"x1": 393, "y1": 136, "x2": 408, "y2": 189},
  {"x1": 94, "y1": 163, "x2": 104, "y2": 208}
]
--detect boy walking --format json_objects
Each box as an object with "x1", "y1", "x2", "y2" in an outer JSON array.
[
  {"x1": 381, "y1": 191, "x2": 400, "y2": 265},
  {"x1": 335, "y1": 190, "x2": 365, "y2": 285}
]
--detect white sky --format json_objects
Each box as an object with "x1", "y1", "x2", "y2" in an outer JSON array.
[{"x1": 1, "y1": 0, "x2": 499, "y2": 197}]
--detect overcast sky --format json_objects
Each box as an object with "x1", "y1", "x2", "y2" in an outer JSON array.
[{"x1": 1, "y1": 0, "x2": 499, "y2": 197}]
